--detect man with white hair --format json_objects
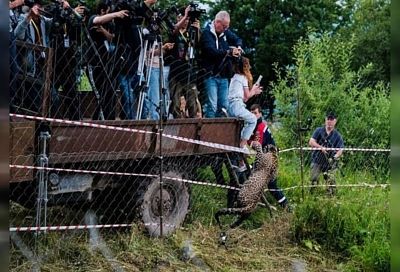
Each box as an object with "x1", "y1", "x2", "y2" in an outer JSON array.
[{"x1": 199, "y1": 10, "x2": 243, "y2": 118}]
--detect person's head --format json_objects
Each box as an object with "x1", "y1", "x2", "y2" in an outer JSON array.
[
  {"x1": 27, "y1": 2, "x2": 42, "y2": 21},
  {"x1": 325, "y1": 111, "x2": 337, "y2": 130},
  {"x1": 232, "y1": 56, "x2": 250, "y2": 74},
  {"x1": 144, "y1": 0, "x2": 157, "y2": 8},
  {"x1": 96, "y1": 0, "x2": 111, "y2": 15},
  {"x1": 250, "y1": 104, "x2": 263, "y2": 119},
  {"x1": 233, "y1": 56, "x2": 253, "y2": 87},
  {"x1": 214, "y1": 11, "x2": 230, "y2": 34}
]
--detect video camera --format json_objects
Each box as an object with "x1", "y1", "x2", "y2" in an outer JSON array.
[
  {"x1": 187, "y1": 1, "x2": 206, "y2": 24},
  {"x1": 114, "y1": 0, "x2": 178, "y2": 35},
  {"x1": 113, "y1": 0, "x2": 149, "y2": 25},
  {"x1": 147, "y1": 6, "x2": 179, "y2": 35}
]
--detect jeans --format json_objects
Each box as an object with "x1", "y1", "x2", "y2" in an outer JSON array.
[
  {"x1": 118, "y1": 73, "x2": 135, "y2": 120},
  {"x1": 203, "y1": 76, "x2": 229, "y2": 118},
  {"x1": 144, "y1": 66, "x2": 170, "y2": 120},
  {"x1": 228, "y1": 99, "x2": 257, "y2": 140}
]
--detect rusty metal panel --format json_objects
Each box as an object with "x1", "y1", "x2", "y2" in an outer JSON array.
[
  {"x1": 9, "y1": 120, "x2": 35, "y2": 183},
  {"x1": 47, "y1": 118, "x2": 242, "y2": 164},
  {"x1": 155, "y1": 118, "x2": 242, "y2": 155},
  {"x1": 48, "y1": 120, "x2": 157, "y2": 164}
]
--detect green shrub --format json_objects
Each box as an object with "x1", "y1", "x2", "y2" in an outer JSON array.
[
  {"x1": 272, "y1": 33, "x2": 390, "y2": 178},
  {"x1": 292, "y1": 192, "x2": 390, "y2": 271}
]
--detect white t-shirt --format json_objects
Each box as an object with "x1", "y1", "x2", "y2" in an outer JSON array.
[{"x1": 228, "y1": 74, "x2": 248, "y2": 101}]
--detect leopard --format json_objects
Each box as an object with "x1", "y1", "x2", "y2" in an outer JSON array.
[{"x1": 215, "y1": 141, "x2": 279, "y2": 229}]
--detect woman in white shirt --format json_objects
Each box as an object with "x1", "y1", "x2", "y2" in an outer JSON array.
[{"x1": 228, "y1": 57, "x2": 262, "y2": 148}]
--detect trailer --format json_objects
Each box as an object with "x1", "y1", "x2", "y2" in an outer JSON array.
[{"x1": 9, "y1": 116, "x2": 243, "y2": 236}]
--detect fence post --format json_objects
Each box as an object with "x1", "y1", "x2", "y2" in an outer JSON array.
[{"x1": 35, "y1": 130, "x2": 51, "y2": 236}]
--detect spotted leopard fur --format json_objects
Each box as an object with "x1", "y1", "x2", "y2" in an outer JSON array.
[{"x1": 215, "y1": 142, "x2": 278, "y2": 229}]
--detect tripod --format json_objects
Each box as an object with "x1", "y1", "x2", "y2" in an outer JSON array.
[
  {"x1": 185, "y1": 25, "x2": 199, "y2": 117},
  {"x1": 82, "y1": 24, "x2": 117, "y2": 120},
  {"x1": 136, "y1": 32, "x2": 169, "y2": 121}
]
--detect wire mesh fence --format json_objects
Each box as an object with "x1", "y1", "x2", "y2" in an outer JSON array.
[{"x1": 9, "y1": 11, "x2": 390, "y2": 270}]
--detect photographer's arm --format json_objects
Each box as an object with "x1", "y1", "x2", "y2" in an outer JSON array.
[
  {"x1": 334, "y1": 136, "x2": 344, "y2": 159},
  {"x1": 97, "y1": 26, "x2": 114, "y2": 42},
  {"x1": 92, "y1": 10, "x2": 129, "y2": 25},
  {"x1": 334, "y1": 149, "x2": 343, "y2": 159},
  {"x1": 309, "y1": 138, "x2": 327, "y2": 154},
  {"x1": 173, "y1": 6, "x2": 190, "y2": 34},
  {"x1": 14, "y1": 5, "x2": 40, "y2": 40},
  {"x1": 9, "y1": 0, "x2": 25, "y2": 9}
]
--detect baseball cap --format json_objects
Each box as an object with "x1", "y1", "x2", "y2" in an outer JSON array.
[{"x1": 326, "y1": 111, "x2": 337, "y2": 119}]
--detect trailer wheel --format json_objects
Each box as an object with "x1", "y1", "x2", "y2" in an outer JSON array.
[{"x1": 140, "y1": 171, "x2": 189, "y2": 237}]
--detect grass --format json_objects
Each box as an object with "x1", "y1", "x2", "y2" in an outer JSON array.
[
  {"x1": 10, "y1": 215, "x2": 346, "y2": 272},
  {"x1": 9, "y1": 157, "x2": 390, "y2": 271}
]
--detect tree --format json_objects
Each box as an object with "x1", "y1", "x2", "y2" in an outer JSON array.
[
  {"x1": 208, "y1": 0, "x2": 355, "y2": 117},
  {"x1": 338, "y1": 0, "x2": 390, "y2": 86},
  {"x1": 210, "y1": 0, "x2": 354, "y2": 81}
]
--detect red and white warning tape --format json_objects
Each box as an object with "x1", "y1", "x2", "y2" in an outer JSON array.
[
  {"x1": 280, "y1": 147, "x2": 390, "y2": 153},
  {"x1": 10, "y1": 114, "x2": 389, "y2": 154},
  {"x1": 9, "y1": 113, "x2": 251, "y2": 154},
  {"x1": 9, "y1": 164, "x2": 241, "y2": 191},
  {"x1": 271, "y1": 183, "x2": 390, "y2": 192},
  {"x1": 9, "y1": 222, "x2": 177, "y2": 232}
]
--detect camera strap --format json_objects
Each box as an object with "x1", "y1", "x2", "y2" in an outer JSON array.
[{"x1": 215, "y1": 51, "x2": 230, "y2": 77}]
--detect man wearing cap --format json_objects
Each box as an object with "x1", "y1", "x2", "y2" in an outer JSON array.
[{"x1": 308, "y1": 111, "x2": 344, "y2": 194}]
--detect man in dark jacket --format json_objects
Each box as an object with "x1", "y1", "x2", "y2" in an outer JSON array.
[{"x1": 199, "y1": 10, "x2": 242, "y2": 118}]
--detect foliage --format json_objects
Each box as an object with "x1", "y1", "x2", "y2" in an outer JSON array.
[
  {"x1": 338, "y1": 0, "x2": 391, "y2": 86},
  {"x1": 292, "y1": 190, "x2": 390, "y2": 271},
  {"x1": 210, "y1": 0, "x2": 353, "y2": 81},
  {"x1": 272, "y1": 33, "x2": 390, "y2": 175}
]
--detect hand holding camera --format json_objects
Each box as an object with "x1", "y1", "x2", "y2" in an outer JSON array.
[{"x1": 229, "y1": 47, "x2": 241, "y2": 57}]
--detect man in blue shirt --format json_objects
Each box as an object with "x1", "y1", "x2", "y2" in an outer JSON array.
[{"x1": 309, "y1": 112, "x2": 344, "y2": 195}]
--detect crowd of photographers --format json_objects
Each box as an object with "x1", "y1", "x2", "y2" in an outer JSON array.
[{"x1": 9, "y1": 0, "x2": 245, "y2": 121}]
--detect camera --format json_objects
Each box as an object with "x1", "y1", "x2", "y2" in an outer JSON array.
[
  {"x1": 187, "y1": 1, "x2": 206, "y2": 24},
  {"x1": 24, "y1": 0, "x2": 41, "y2": 8},
  {"x1": 147, "y1": 6, "x2": 178, "y2": 34},
  {"x1": 113, "y1": 0, "x2": 151, "y2": 25},
  {"x1": 77, "y1": 0, "x2": 90, "y2": 17}
]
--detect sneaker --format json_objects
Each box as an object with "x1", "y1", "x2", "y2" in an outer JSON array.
[{"x1": 221, "y1": 108, "x2": 229, "y2": 117}]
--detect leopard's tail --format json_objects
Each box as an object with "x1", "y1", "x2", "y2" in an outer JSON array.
[{"x1": 215, "y1": 207, "x2": 250, "y2": 229}]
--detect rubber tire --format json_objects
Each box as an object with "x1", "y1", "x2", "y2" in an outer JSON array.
[{"x1": 141, "y1": 171, "x2": 189, "y2": 237}]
